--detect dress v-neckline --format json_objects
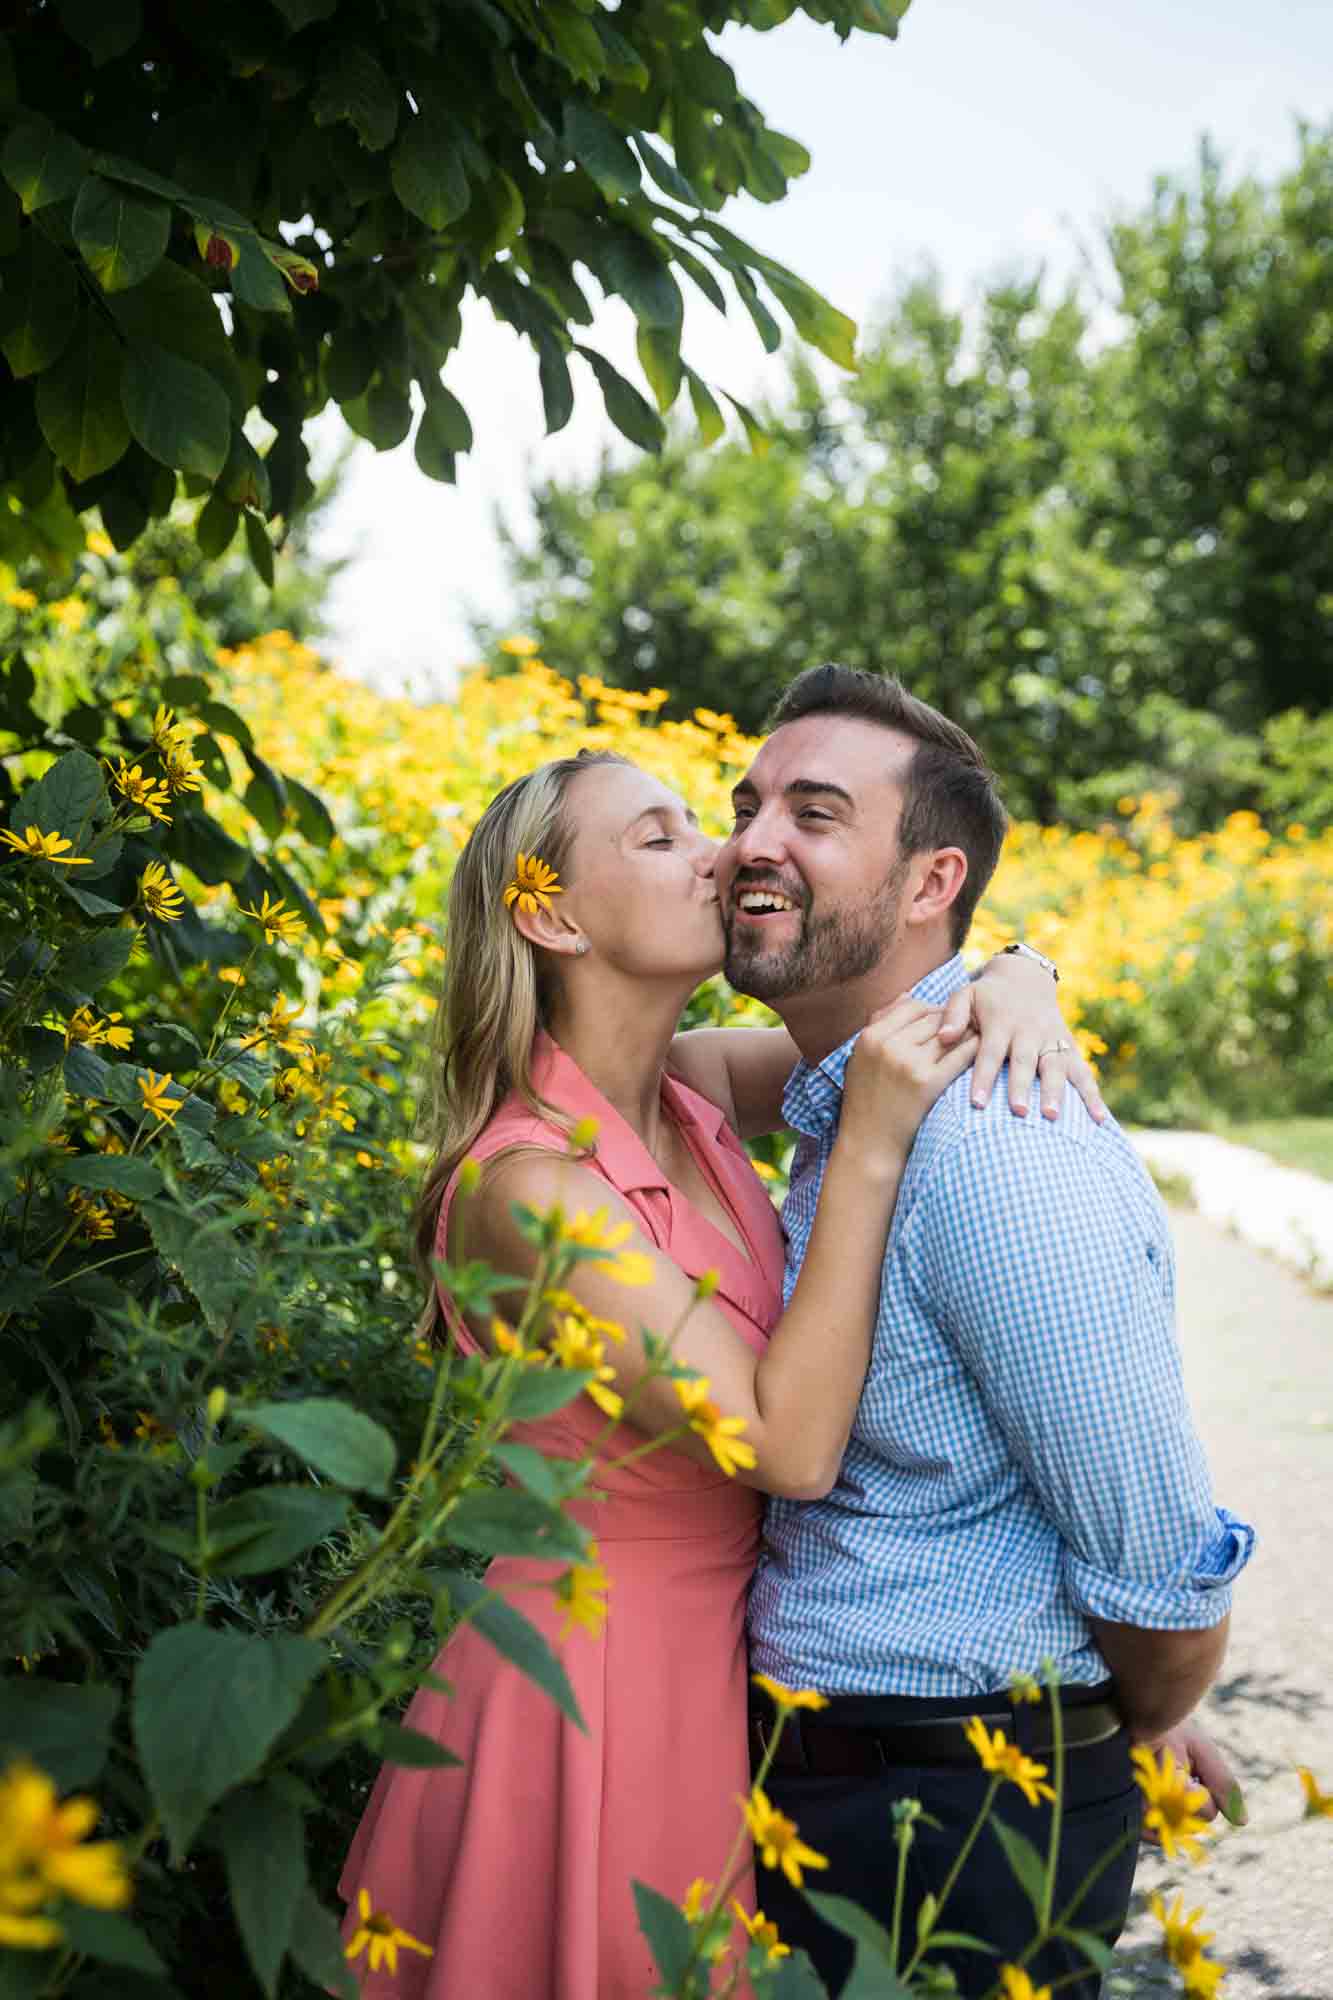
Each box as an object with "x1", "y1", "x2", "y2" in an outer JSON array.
[{"x1": 661, "y1": 1099, "x2": 761, "y2": 1278}]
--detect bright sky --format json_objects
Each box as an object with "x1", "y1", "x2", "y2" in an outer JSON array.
[{"x1": 311, "y1": 0, "x2": 1333, "y2": 695}]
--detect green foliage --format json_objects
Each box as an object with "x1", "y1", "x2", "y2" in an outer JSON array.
[
  {"x1": 0, "y1": 0, "x2": 903, "y2": 578},
  {"x1": 498, "y1": 128, "x2": 1333, "y2": 832}
]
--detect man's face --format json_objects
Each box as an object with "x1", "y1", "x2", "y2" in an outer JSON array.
[{"x1": 716, "y1": 715, "x2": 916, "y2": 1003}]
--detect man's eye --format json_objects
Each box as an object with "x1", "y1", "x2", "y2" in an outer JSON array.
[{"x1": 731, "y1": 808, "x2": 754, "y2": 824}]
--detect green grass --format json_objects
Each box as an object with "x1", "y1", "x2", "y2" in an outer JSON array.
[{"x1": 1219, "y1": 1117, "x2": 1333, "y2": 1182}]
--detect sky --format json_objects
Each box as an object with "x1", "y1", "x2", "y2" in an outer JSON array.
[{"x1": 310, "y1": 0, "x2": 1333, "y2": 695}]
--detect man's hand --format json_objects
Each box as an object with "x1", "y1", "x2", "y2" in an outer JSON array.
[
  {"x1": 937, "y1": 953, "x2": 1107, "y2": 1123},
  {"x1": 1136, "y1": 1717, "x2": 1247, "y2": 1829}
]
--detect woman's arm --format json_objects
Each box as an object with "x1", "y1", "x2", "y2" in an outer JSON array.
[
  {"x1": 459, "y1": 998, "x2": 977, "y2": 1500},
  {"x1": 669, "y1": 950, "x2": 1105, "y2": 1138}
]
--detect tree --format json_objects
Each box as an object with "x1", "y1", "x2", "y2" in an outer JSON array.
[{"x1": 0, "y1": 0, "x2": 901, "y2": 576}]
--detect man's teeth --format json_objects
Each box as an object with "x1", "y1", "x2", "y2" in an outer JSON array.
[{"x1": 737, "y1": 891, "x2": 797, "y2": 913}]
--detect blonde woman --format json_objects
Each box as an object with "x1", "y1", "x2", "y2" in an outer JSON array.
[{"x1": 339, "y1": 750, "x2": 1089, "y2": 1999}]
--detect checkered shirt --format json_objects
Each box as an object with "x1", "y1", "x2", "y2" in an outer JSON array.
[{"x1": 747, "y1": 953, "x2": 1255, "y2": 1697}]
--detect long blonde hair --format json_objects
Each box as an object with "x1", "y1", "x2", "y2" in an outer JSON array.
[{"x1": 411, "y1": 750, "x2": 631, "y2": 1327}]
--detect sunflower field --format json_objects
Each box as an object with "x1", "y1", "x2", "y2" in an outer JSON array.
[{"x1": 1, "y1": 533, "x2": 1330, "y2": 1999}]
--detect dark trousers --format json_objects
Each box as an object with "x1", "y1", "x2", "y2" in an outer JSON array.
[{"x1": 752, "y1": 1697, "x2": 1142, "y2": 1999}]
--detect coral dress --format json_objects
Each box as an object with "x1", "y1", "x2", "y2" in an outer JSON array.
[{"x1": 339, "y1": 1033, "x2": 785, "y2": 1998}]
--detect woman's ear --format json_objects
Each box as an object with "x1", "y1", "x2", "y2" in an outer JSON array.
[{"x1": 509, "y1": 900, "x2": 587, "y2": 959}]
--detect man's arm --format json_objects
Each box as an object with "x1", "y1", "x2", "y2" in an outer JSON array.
[{"x1": 915, "y1": 1110, "x2": 1253, "y2": 1731}]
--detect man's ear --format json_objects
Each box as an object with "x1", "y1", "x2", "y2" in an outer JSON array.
[
  {"x1": 904, "y1": 847, "x2": 968, "y2": 930},
  {"x1": 509, "y1": 900, "x2": 586, "y2": 959}
]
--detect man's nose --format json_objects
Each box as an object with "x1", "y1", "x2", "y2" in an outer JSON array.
[{"x1": 728, "y1": 809, "x2": 785, "y2": 869}]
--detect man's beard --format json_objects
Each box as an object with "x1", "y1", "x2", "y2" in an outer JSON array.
[{"x1": 723, "y1": 859, "x2": 908, "y2": 1003}]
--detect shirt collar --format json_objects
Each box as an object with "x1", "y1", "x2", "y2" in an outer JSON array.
[{"x1": 781, "y1": 954, "x2": 972, "y2": 1138}]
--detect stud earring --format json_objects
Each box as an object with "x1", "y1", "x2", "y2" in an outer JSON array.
[{"x1": 574, "y1": 938, "x2": 590, "y2": 956}]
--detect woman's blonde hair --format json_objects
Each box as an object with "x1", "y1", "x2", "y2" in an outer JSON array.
[{"x1": 411, "y1": 750, "x2": 631, "y2": 1329}]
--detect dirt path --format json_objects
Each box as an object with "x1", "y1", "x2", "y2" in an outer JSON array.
[{"x1": 1109, "y1": 1210, "x2": 1333, "y2": 1998}]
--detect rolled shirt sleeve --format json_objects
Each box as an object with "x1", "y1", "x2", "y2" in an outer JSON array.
[{"x1": 914, "y1": 1117, "x2": 1254, "y2": 1632}]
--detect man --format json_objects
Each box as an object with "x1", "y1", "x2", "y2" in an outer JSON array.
[{"x1": 715, "y1": 663, "x2": 1253, "y2": 1997}]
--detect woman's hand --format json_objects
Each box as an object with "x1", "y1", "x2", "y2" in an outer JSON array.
[
  {"x1": 839, "y1": 996, "x2": 979, "y2": 1176},
  {"x1": 937, "y1": 954, "x2": 1107, "y2": 1124}
]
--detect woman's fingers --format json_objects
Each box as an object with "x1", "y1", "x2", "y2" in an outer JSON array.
[
  {"x1": 935, "y1": 984, "x2": 976, "y2": 1045},
  {"x1": 1057, "y1": 1043, "x2": 1108, "y2": 1124}
]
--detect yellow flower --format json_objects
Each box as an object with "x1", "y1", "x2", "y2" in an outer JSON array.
[
  {"x1": 107, "y1": 758, "x2": 172, "y2": 823},
  {"x1": 0, "y1": 826, "x2": 94, "y2": 866},
  {"x1": 567, "y1": 1115, "x2": 600, "y2": 1152},
  {"x1": 137, "y1": 860, "x2": 185, "y2": 921},
  {"x1": 1150, "y1": 1892, "x2": 1217, "y2": 1975},
  {"x1": 237, "y1": 891, "x2": 306, "y2": 943},
  {"x1": 85, "y1": 530, "x2": 115, "y2": 558},
  {"x1": 1298, "y1": 1768, "x2": 1333, "y2": 1818},
  {"x1": 160, "y1": 740, "x2": 205, "y2": 796},
  {"x1": 216, "y1": 1078, "x2": 248, "y2": 1115},
  {"x1": 503, "y1": 850, "x2": 563, "y2": 915},
  {"x1": 49, "y1": 597, "x2": 87, "y2": 632},
  {"x1": 136, "y1": 1070, "x2": 180, "y2": 1125},
  {"x1": 240, "y1": 995, "x2": 312, "y2": 1056},
  {"x1": 67, "y1": 1192, "x2": 115, "y2": 1241},
  {"x1": 554, "y1": 1543, "x2": 610, "y2": 1638},
  {"x1": 751, "y1": 1672, "x2": 829, "y2": 1713},
  {"x1": 65, "y1": 1006, "x2": 132, "y2": 1051},
  {"x1": 1008, "y1": 1671, "x2": 1043, "y2": 1705},
  {"x1": 682, "y1": 1878, "x2": 712, "y2": 1921},
  {"x1": 674, "y1": 1376, "x2": 757, "y2": 1478},
  {"x1": 548, "y1": 1317, "x2": 623, "y2": 1418},
  {"x1": 732, "y1": 1899, "x2": 791, "y2": 1963},
  {"x1": 491, "y1": 1318, "x2": 543, "y2": 1364},
  {"x1": 1181, "y1": 1958, "x2": 1225, "y2": 1999},
  {"x1": 256, "y1": 1156, "x2": 294, "y2": 1204},
  {"x1": 498, "y1": 634, "x2": 540, "y2": 656},
  {"x1": 0, "y1": 1760, "x2": 130, "y2": 1917},
  {"x1": 999, "y1": 1968, "x2": 1051, "y2": 2000},
  {"x1": 343, "y1": 1887, "x2": 434, "y2": 1977},
  {"x1": 965, "y1": 1717, "x2": 1056, "y2": 1807},
  {"x1": 742, "y1": 1786, "x2": 829, "y2": 1888},
  {"x1": 0, "y1": 1908, "x2": 64, "y2": 1949},
  {"x1": 4, "y1": 586, "x2": 38, "y2": 612},
  {"x1": 1132, "y1": 1744, "x2": 1213, "y2": 1862},
  {"x1": 542, "y1": 1291, "x2": 626, "y2": 1345}
]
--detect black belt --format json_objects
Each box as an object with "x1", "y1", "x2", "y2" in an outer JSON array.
[{"x1": 749, "y1": 1694, "x2": 1123, "y2": 1778}]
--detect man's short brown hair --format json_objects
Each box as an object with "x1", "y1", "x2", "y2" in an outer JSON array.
[{"x1": 765, "y1": 663, "x2": 1008, "y2": 949}]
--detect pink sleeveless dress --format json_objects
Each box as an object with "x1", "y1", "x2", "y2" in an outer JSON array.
[{"x1": 338, "y1": 1032, "x2": 786, "y2": 1998}]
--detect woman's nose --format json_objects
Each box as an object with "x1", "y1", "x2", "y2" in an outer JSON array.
[{"x1": 695, "y1": 835, "x2": 719, "y2": 877}]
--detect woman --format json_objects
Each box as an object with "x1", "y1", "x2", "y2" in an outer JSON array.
[{"x1": 339, "y1": 750, "x2": 1090, "y2": 1997}]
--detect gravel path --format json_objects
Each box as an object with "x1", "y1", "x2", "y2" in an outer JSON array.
[{"x1": 1109, "y1": 1209, "x2": 1333, "y2": 1999}]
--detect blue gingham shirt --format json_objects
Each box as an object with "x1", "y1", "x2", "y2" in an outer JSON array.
[{"x1": 748, "y1": 954, "x2": 1254, "y2": 1696}]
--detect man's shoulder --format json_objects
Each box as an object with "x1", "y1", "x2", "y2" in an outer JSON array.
[{"x1": 906, "y1": 1067, "x2": 1156, "y2": 1217}]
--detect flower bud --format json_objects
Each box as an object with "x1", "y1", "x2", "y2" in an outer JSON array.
[
  {"x1": 457, "y1": 1157, "x2": 481, "y2": 1198},
  {"x1": 694, "y1": 1268, "x2": 720, "y2": 1300},
  {"x1": 206, "y1": 1386, "x2": 228, "y2": 1427},
  {"x1": 567, "y1": 1116, "x2": 600, "y2": 1153}
]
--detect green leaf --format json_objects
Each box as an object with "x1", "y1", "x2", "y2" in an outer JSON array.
[
  {"x1": 2, "y1": 118, "x2": 88, "y2": 214},
  {"x1": 219, "y1": 426, "x2": 272, "y2": 513},
  {"x1": 49, "y1": 1155, "x2": 163, "y2": 1198},
  {"x1": 287, "y1": 1887, "x2": 357, "y2": 2000},
  {"x1": 446, "y1": 1487, "x2": 586, "y2": 1562},
  {"x1": 35, "y1": 308, "x2": 131, "y2": 481},
  {"x1": 270, "y1": 0, "x2": 337, "y2": 25},
  {"x1": 132, "y1": 1625, "x2": 325, "y2": 1863},
  {"x1": 420, "y1": 382, "x2": 472, "y2": 453},
  {"x1": 0, "y1": 1680, "x2": 118, "y2": 1787},
  {"x1": 142, "y1": 1199, "x2": 256, "y2": 1337},
  {"x1": 632, "y1": 1881, "x2": 693, "y2": 1985},
  {"x1": 122, "y1": 342, "x2": 230, "y2": 478},
  {"x1": 243, "y1": 1398, "x2": 396, "y2": 1495},
  {"x1": 436, "y1": 1568, "x2": 584, "y2": 1728},
  {"x1": 231, "y1": 235, "x2": 292, "y2": 315},
  {"x1": 592, "y1": 227, "x2": 683, "y2": 331},
  {"x1": 55, "y1": 0, "x2": 143, "y2": 66},
  {"x1": 58, "y1": 1906, "x2": 164, "y2": 1977},
  {"x1": 636, "y1": 324, "x2": 682, "y2": 413},
  {"x1": 805, "y1": 1891, "x2": 896, "y2": 1965},
  {"x1": 53, "y1": 924, "x2": 136, "y2": 994},
  {"x1": 243, "y1": 750, "x2": 288, "y2": 836},
  {"x1": 197, "y1": 493, "x2": 240, "y2": 559},
  {"x1": 245, "y1": 510, "x2": 276, "y2": 586},
  {"x1": 342, "y1": 378, "x2": 412, "y2": 450},
  {"x1": 988, "y1": 1816, "x2": 1047, "y2": 1917},
  {"x1": 575, "y1": 346, "x2": 664, "y2": 452},
  {"x1": 722, "y1": 389, "x2": 770, "y2": 457},
  {"x1": 391, "y1": 115, "x2": 469, "y2": 230},
  {"x1": 72, "y1": 176, "x2": 170, "y2": 292},
  {"x1": 216, "y1": 1786, "x2": 307, "y2": 1998},
  {"x1": 11, "y1": 748, "x2": 104, "y2": 843},
  {"x1": 313, "y1": 43, "x2": 400, "y2": 153},
  {"x1": 535, "y1": 330, "x2": 574, "y2": 436},
  {"x1": 373, "y1": 1723, "x2": 463, "y2": 1769},
  {"x1": 684, "y1": 365, "x2": 725, "y2": 446},
  {"x1": 0, "y1": 225, "x2": 79, "y2": 378},
  {"x1": 563, "y1": 102, "x2": 641, "y2": 201},
  {"x1": 764, "y1": 1954, "x2": 831, "y2": 2000},
  {"x1": 491, "y1": 1442, "x2": 587, "y2": 1507},
  {"x1": 325, "y1": 321, "x2": 375, "y2": 402},
  {"x1": 207, "y1": 1487, "x2": 351, "y2": 1575},
  {"x1": 764, "y1": 270, "x2": 858, "y2": 372},
  {"x1": 109, "y1": 260, "x2": 246, "y2": 416},
  {"x1": 194, "y1": 698, "x2": 255, "y2": 752},
  {"x1": 1061, "y1": 1928, "x2": 1116, "y2": 1974},
  {"x1": 504, "y1": 1368, "x2": 588, "y2": 1420},
  {"x1": 633, "y1": 135, "x2": 702, "y2": 208},
  {"x1": 285, "y1": 776, "x2": 336, "y2": 848},
  {"x1": 63, "y1": 1042, "x2": 112, "y2": 1099}
]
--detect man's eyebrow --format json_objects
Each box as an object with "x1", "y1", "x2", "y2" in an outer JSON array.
[{"x1": 730, "y1": 777, "x2": 855, "y2": 808}]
